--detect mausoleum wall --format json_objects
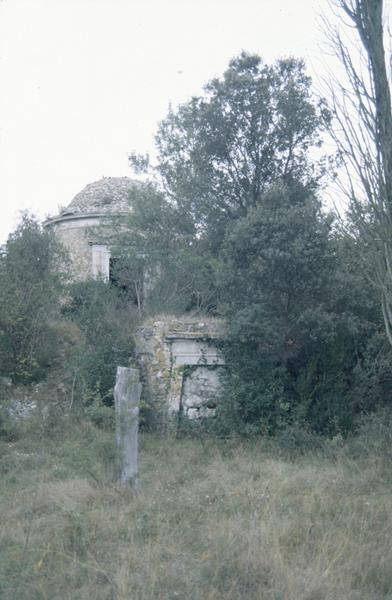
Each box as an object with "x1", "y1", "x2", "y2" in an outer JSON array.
[{"x1": 135, "y1": 317, "x2": 225, "y2": 420}]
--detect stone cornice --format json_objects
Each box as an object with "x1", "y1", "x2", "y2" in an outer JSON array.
[{"x1": 43, "y1": 211, "x2": 129, "y2": 228}]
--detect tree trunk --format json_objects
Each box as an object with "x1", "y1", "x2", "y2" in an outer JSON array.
[{"x1": 325, "y1": 0, "x2": 392, "y2": 346}]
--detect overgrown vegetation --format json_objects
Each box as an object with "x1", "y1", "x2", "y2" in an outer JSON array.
[
  {"x1": 0, "y1": 214, "x2": 66, "y2": 384},
  {"x1": 62, "y1": 279, "x2": 138, "y2": 407},
  {"x1": 1, "y1": 14, "x2": 392, "y2": 596},
  {"x1": 2, "y1": 413, "x2": 392, "y2": 599},
  {"x1": 125, "y1": 50, "x2": 391, "y2": 435},
  {"x1": 325, "y1": 0, "x2": 392, "y2": 346},
  {"x1": 0, "y1": 218, "x2": 139, "y2": 417},
  {"x1": 1, "y1": 3, "x2": 392, "y2": 440},
  {"x1": 2, "y1": 47, "x2": 391, "y2": 436}
]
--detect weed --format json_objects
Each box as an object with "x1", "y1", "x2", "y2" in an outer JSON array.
[{"x1": 1, "y1": 415, "x2": 392, "y2": 598}]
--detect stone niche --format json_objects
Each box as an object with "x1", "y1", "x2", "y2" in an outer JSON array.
[{"x1": 135, "y1": 318, "x2": 225, "y2": 419}]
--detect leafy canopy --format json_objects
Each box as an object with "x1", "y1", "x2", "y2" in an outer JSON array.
[{"x1": 155, "y1": 52, "x2": 329, "y2": 244}]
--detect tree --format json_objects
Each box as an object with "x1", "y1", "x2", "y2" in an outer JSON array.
[
  {"x1": 110, "y1": 182, "x2": 219, "y2": 314},
  {"x1": 218, "y1": 183, "x2": 340, "y2": 433},
  {"x1": 154, "y1": 52, "x2": 329, "y2": 249},
  {"x1": 124, "y1": 51, "x2": 390, "y2": 434},
  {"x1": 126, "y1": 53, "x2": 329, "y2": 316},
  {"x1": 0, "y1": 214, "x2": 66, "y2": 382},
  {"x1": 324, "y1": 0, "x2": 392, "y2": 344},
  {"x1": 218, "y1": 181, "x2": 392, "y2": 435},
  {"x1": 222, "y1": 184, "x2": 334, "y2": 361}
]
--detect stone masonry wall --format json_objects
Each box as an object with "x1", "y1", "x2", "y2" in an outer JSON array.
[
  {"x1": 135, "y1": 317, "x2": 225, "y2": 420},
  {"x1": 49, "y1": 218, "x2": 100, "y2": 280}
]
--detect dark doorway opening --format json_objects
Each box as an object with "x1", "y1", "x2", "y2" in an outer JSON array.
[{"x1": 109, "y1": 257, "x2": 143, "y2": 310}]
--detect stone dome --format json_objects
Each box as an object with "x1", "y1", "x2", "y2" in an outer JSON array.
[{"x1": 62, "y1": 176, "x2": 138, "y2": 216}]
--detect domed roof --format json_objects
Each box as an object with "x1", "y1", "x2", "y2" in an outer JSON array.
[{"x1": 62, "y1": 177, "x2": 138, "y2": 216}]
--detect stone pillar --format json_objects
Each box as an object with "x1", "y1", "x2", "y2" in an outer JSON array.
[{"x1": 114, "y1": 367, "x2": 142, "y2": 488}]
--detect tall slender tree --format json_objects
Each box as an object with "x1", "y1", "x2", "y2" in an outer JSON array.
[{"x1": 325, "y1": 0, "x2": 392, "y2": 343}]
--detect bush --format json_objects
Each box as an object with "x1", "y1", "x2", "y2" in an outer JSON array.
[
  {"x1": 346, "y1": 407, "x2": 392, "y2": 458},
  {"x1": 62, "y1": 279, "x2": 138, "y2": 407},
  {"x1": 84, "y1": 400, "x2": 115, "y2": 430},
  {"x1": 273, "y1": 422, "x2": 324, "y2": 456},
  {"x1": 217, "y1": 204, "x2": 389, "y2": 437}
]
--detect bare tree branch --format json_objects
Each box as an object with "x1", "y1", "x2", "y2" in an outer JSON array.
[{"x1": 325, "y1": 0, "x2": 392, "y2": 344}]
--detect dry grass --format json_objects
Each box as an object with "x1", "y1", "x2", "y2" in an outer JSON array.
[{"x1": 1, "y1": 418, "x2": 392, "y2": 599}]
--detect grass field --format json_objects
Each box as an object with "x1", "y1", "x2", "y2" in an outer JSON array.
[{"x1": 1, "y1": 414, "x2": 392, "y2": 599}]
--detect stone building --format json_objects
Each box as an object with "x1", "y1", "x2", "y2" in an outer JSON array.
[
  {"x1": 45, "y1": 176, "x2": 225, "y2": 417},
  {"x1": 136, "y1": 317, "x2": 224, "y2": 420},
  {"x1": 43, "y1": 176, "x2": 137, "y2": 281}
]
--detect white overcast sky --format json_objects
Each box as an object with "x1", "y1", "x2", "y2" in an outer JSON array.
[{"x1": 0, "y1": 0, "x2": 359, "y2": 243}]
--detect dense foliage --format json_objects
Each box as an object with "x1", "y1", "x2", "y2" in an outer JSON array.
[
  {"x1": 110, "y1": 183, "x2": 219, "y2": 313},
  {"x1": 218, "y1": 183, "x2": 335, "y2": 433},
  {"x1": 218, "y1": 194, "x2": 389, "y2": 435},
  {"x1": 155, "y1": 52, "x2": 329, "y2": 248},
  {"x1": 62, "y1": 279, "x2": 137, "y2": 407},
  {"x1": 1, "y1": 51, "x2": 391, "y2": 439},
  {"x1": 128, "y1": 51, "x2": 391, "y2": 435},
  {"x1": 0, "y1": 216, "x2": 137, "y2": 419},
  {"x1": 128, "y1": 52, "x2": 331, "y2": 313},
  {"x1": 0, "y1": 215, "x2": 66, "y2": 383}
]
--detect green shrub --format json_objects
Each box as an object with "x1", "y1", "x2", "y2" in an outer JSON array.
[
  {"x1": 273, "y1": 422, "x2": 324, "y2": 456},
  {"x1": 62, "y1": 279, "x2": 138, "y2": 407},
  {"x1": 346, "y1": 407, "x2": 392, "y2": 458},
  {"x1": 84, "y1": 400, "x2": 115, "y2": 430}
]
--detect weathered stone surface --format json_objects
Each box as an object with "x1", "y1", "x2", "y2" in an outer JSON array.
[
  {"x1": 46, "y1": 217, "x2": 101, "y2": 280},
  {"x1": 64, "y1": 176, "x2": 137, "y2": 215},
  {"x1": 182, "y1": 366, "x2": 223, "y2": 409},
  {"x1": 114, "y1": 367, "x2": 141, "y2": 488},
  {"x1": 43, "y1": 177, "x2": 137, "y2": 281},
  {"x1": 187, "y1": 406, "x2": 216, "y2": 419},
  {"x1": 170, "y1": 338, "x2": 224, "y2": 367},
  {"x1": 135, "y1": 317, "x2": 225, "y2": 419}
]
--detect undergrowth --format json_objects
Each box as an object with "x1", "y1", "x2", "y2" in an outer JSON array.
[{"x1": 1, "y1": 412, "x2": 392, "y2": 599}]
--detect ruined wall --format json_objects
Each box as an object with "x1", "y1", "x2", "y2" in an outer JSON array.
[{"x1": 135, "y1": 317, "x2": 225, "y2": 419}]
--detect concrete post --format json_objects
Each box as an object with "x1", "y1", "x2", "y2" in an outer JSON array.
[{"x1": 114, "y1": 367, "x2": 142, "y2": 488}]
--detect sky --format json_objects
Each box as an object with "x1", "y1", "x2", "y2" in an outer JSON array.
[{"x1": 0, "y1": 0, "x2": 345, "y2": 243}]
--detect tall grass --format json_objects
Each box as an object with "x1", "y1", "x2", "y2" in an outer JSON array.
[{"x1": 1, "y1": 413, "x2": 392, "y2": 599}]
